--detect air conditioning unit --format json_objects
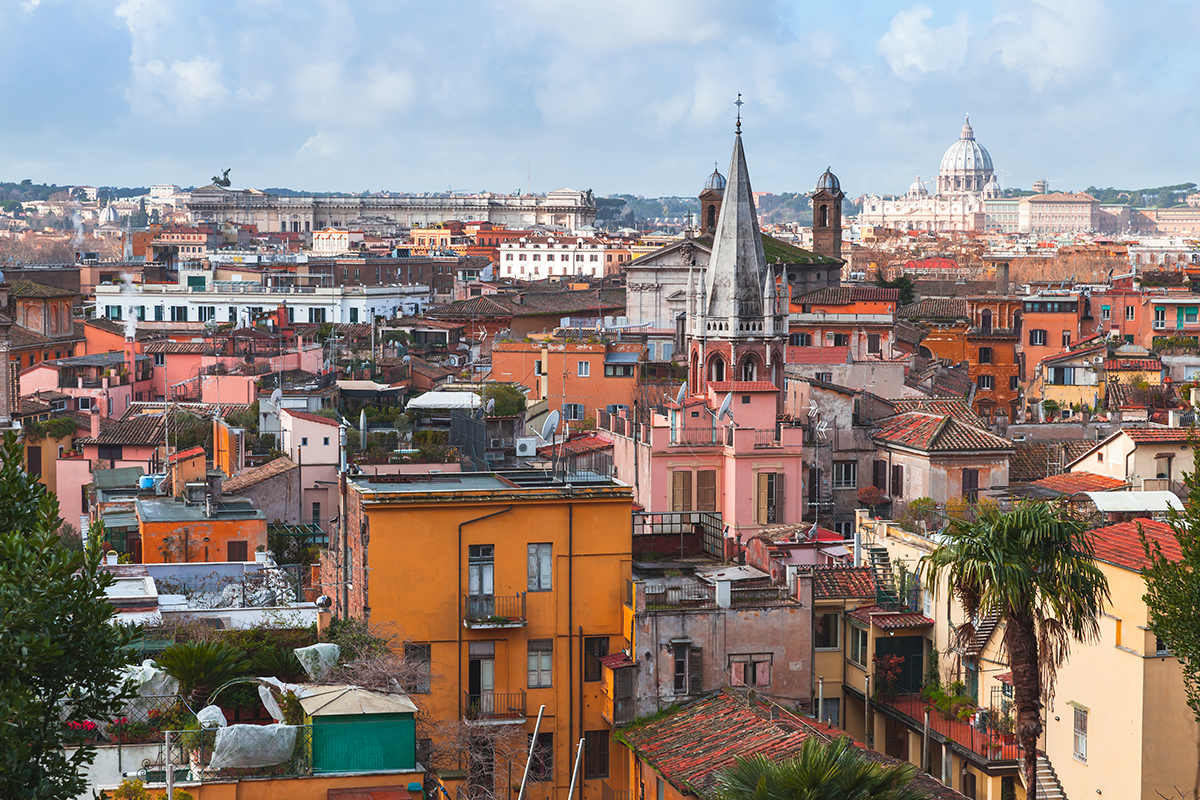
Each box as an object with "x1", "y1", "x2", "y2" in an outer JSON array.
[
  {"x1": 515, "y1": 437, "x2": 539, "y2": 457},
  {"x1": 1093, "y1": 356, "x2": 1105, "y2": 364}
]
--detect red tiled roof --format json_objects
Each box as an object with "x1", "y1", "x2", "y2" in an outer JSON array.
[
  {"x1": 1105, "y1": 359, "x2": 1161, "y2": 371},
  {"x1": 898, "y1": 298, "x2": 967, "y2": 320},
  {"x1": 143, "y1": 341, "x2": 207, "y2": 354},
  {"x1": 812, "y1": 566, "x2": 876, "y2": 599},
  {"x1": 873, "y1": 412, "x2": 1012, "y2": 452},
  {"x1": 1010, "y1": 440, "x2": 1095, "y2": 483},
  {"x1": 707, "y1": 381, "x2": 779, "y2": 393},
  {"x1": 785, "y1": 346, "x2": 851, "y2": 365},
  {"x1": 1089, "y1": 518, "x2": 1180, "y2": 572},
  {"x1": 1030, "y1": 471, "x2": 1126, "y2": 494},
  {"x1": 848, "y1": 605, "x2": 936, "y2": 629},
  {"x1": 283, "y1": 409, "x2": 341, "y2": 427},
  {"x1": 167, "y1": 445, "x2": 205, "y2": 463},
  {"x1": 223, "y1": 456, "x2": 298, "y2": 493},
  {"x1": 889, "y1": 398, "x2": 985, "y2": 427},
  {"x1": 797, "y1": 286, "x2": 900, "y2": 305},
  {"x1": 1123, "y1": 426, "x2": 1198, "y2": 443},
  {"x1": 598, "y1": 652, "x2": 636, "y2": 669},
  {"x1": 538, "y1": 433, "x2": 613, "y2": 457}
]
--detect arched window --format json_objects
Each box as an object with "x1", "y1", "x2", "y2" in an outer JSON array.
[
  {"x1": 819, "y1": 205, "x2": 829, "y2": 228},
  {"x1": 740, "y1": 357, "x2": 757, "y2": 382},
  {"x1": 709, "y1": 356, "x2": 725, "y2": 383},
  {"x1": 706, "y1": 205, "x2": 716, "y2": 230}
]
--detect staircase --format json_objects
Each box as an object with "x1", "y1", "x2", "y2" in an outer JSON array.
[
  {"x1": 1035, "y1": 753, "x2": 1068, "y2": 800},
  {"x1": 865, "y1": 546, "x2": 900, "y2": 606}
]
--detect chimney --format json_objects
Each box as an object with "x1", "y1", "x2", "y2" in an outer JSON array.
[
  {"x1": 124, "y1": 338, "x2": 137, "y2": 381},
  {"x1": 90, "y1": 405, "x2": 100, "y2": 438}
]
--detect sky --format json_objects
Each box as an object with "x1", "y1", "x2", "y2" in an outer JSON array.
[{"x1": 1, "y1": 0, "x2": 1198, "y2": 198}]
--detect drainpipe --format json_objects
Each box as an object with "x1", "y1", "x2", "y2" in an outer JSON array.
[
  {"x1": 568, "y1": 502, "x2": 574, "y2": 756},
  {"x1": 458, "y1": 506, "x2": 514, "y2": 723}
]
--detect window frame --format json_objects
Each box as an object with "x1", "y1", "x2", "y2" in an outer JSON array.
[
  {"x1": 814, "y1": 612, "x2": 840, "y2": 650},
  {"x1": 1072, "y1": 706, "x2": 1088, "y2": 762},
  {"x1": 577, "y1": 360, "x2": 590, "y2": 377},
  {"x1": 728, "y1": 653, "x2": 773, "y2": 688},
  {"x1": 832, "y1": 461, "x2": 857, "y2": 489},
  {"x1": 583, "y1": 729, "x2": 610, "y2": 779},
  {"x1": 848, "y1": 624, "x2": 868, "y2": 667},
  {"x1": 527, "y1": 543, "x2": 552, "y2": 591},
  {"x1": 405, "y1": 643, "x2": 432, "y2": 693},
  {"x1": 527, "y1": 639, "x2": 553, "y2": 689},
  {"x1": 583, "y1": 636, "x2": 609, "y2": 682}
]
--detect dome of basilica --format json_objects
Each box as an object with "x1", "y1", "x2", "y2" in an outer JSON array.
[{"x1": 937, "y1": 116, "x2": 994, "y2": 195}]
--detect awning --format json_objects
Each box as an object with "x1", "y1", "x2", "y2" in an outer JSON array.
[
  {"x1": 336, "y1": 380, "x2": 406, "y2": 400},
  {"x1": 604, "y1": 352, "x2": 641, "y2": 364},
  {"x1": 405, "y1": 391, "x2": 481, "y2": 411},
  {"x1": 1083, "y1": 491, "x2": 1182, "y2": 512}
]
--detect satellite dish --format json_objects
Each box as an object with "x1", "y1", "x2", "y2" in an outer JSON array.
[
  {"x1": 718, "y1": 392, "x2": 734, "y2": 421},
  {"x1": 486, "y1": 398, "x2": 496, "y2": 415},
  {"x1": 542, "y1": 410, "x2": 561, "y2": 442},
  {"x1": 674, "y1": 382, "x2": 686, "y2": 406},
  {"x1": 269, "y1": 388, "x2": 282, "y2": 406},
  {"x1": 402, "y1": 354, "x2": 411, "y2": 364}
]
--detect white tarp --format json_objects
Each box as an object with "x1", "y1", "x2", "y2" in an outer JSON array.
[
  {"x1": 257, "y1": 677, "x2": 308, "y2": 722},
  {"x1": 197, "y1": 705, "x2": 227, "y2": 728},
  {"x1": 207, "y1": 723, "x2": 298, "y2": 770},
  {"x1": 405, "y1": 391, "x2": 481, "y2": 411},
  {"x1": 294, "y1": 643, "x2": 340, "y2": 680},
  {"x1": 1084, "y1": 491, "x2": 1183, "y2": 512},
  {"x1": 121, "y1": 660, "x2": 179, "y2": 698}
]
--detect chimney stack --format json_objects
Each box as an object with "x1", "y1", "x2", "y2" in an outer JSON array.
[
  {"x1": 90, "y1": 405, "x2": 100, "y2": 439},
  {"x1": 124, "y1": 338, "x2": 137, "y2": 382}
]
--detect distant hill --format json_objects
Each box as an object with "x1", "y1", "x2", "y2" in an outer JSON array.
[{"x1": 1085, "y1": 182, "x2": 1196, "y2": 207}]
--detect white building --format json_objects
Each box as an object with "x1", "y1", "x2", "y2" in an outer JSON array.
[
  {"x1": 94, "y1": 267, "x2": 430, "y2": 327},
  {"x1": 497, "y1": 235, "x2": 617, "y2": 279},
  {"x1": 312, "y1": 228, "x2": 365, "y2": 256}
]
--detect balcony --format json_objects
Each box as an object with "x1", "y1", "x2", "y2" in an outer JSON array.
[
  {"x1": 671, "y1": 426, "x2": 720, "y2": 446},
  {"x1": 876, "y1": 691, "x2": 1020, "y2": 764},
  {"x1": 463, "y1": 690, "x2": 527, "y2": 724},
  {"x1": 462, "y1": 593, "x2": 527, "y2": 628},
  {"x1": 753, "y1": 428, "x2": 780, "y2": 448}
]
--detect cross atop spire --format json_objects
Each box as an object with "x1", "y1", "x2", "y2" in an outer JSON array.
[{"x1": 734, "y1": 93, "x2": 743, "y2": 134}]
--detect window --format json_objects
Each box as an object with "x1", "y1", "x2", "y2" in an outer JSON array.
[
  {"x1": 311, "y1": 502, "x2": 322, "y2": 527},
  {"x1": 672, "y1": 470, "x2": 692, "y2": 511},
  {"x1": 97, "y1": 444, "x2": 123, "y2": 461},
  {"x1": 1030, "y1": 329, "x2": 1047, "y2": 346},
  {"x1": 832, "y1": 461, "x2": 857, "y2": 489},
  {"x1": 301, "y1": 436, "x2": 308, "y2": 446},
  {"x1": 1010, "y1": 375, "x2": 1019, "y2": 391},
  {"x1": 891, "y1": 464, "x2": 904, "y2": 499},
  {"x1": 673, "y1": 643, "x2": 702, "y2": 694},
  {"x1": 604, "y1": 364, "x2": 634, "y2": 377},
  {"x1": 563, "y1": 403, "x2": 585, "y2": 421},
  {"x1": 872, "y1": 460, "x2": 887, "y2": 490},
  {"x1": 528, "y1": 639, "x2": 552, "y2": 688},
  {"x1": 227, "y1": 540, "x2": 248, "y2": 562},
  {"x1": 832, "y1": 333, "x2": 849, "y2": 347},
  {"x1": 815, "y1": 612, "x2": 840, "y2": 649},
  {"x1": 867, "y1": 333, "x2": 880, "y2": 354},
  {"x1": 529, "y1": 733, "x2": 553, "y2": 782},
  {"x1": 790, "y1": 332, "x2": 812, "y2": 347},
  {"x1": 817, "y1": 697, "x2": 840, "y2": 728},
  {"x1": 814, "y1": 371, "x2": 833, "y2": 383},
  {"x1": 729, "y1": 654, "x2": 772, "y2": 687},
  {"x1": 77, "y1": 397, "x2": 92, "y2": 411},
  {"x1": 849, "y1": 625, "x2": 868, "y2": 667},
  {"x1": 1062, "y1": 330, "x2": 1072, "y2": 347},
  {"x1": 962, "y1": 469, "x2": 980, "y2": 502},
  {"x1": 756, "y1": 472, "x2": 782, "y2": 524},
  {"x1": 154, "y1": 353, "x2": 165, "y2": 367},
  {"x1": 1155, "y1": 308, "x2": 1166, "y2": 327},
  {"x1": 977, "y1": 375, "x2": 994, "y2": 390},
  {"x1": 528, "y1": 543, "x2": 552, "y2": 591},
  {"x1": 577, "y1": 360, "x2": 590, "y2": 377},
  {"x1": 155, "y1": 306, "x2": 164, "y2": 322},
  {"x1": 405, "y1": 643, "x2": 431, "y2": 693},
  {"x1": 834, "y1": 520, "x2": 853, "y2": 537},
  {"x1": 323, "y1": 436, "x2": 330, "y2": 446},
  {"x1": 1073, "y1": 706, "x2": 1088, "y2": 762},
  {"x1": 697, "y1": 469, "x2": 717, "y2": 512},
  {"x1": 1126, "y1": 305, "x2": 1136, "y2": 320},
  {"x1": 170, "y1": 306, "x2": 188, "y2": 322},
  {"x1": 583, "y1": 730, "x2": 609, "y2": 779},
  {"x1": 584, "y1": 637, "x2": 609, "y2": 682},
  {"x1": 978, "y1": 347, "x2": 992, "y2": 364},
  {"x1": 350, "y1": 308, "x2": 359, "y2": 323}
]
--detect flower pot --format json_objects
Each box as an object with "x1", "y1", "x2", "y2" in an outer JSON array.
[
  {"x1": 106, "y1": 553, "x2": 118, "y2": 565},
  {"x1": 255, "y1": 550, "x2": 268, "y2": 563}
]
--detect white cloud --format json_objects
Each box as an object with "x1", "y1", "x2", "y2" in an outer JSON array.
[
  {"x1": 985, "y1": 0, "x2": 1110, "y2": 90},
  {"x1": 876, "y1": 5, "x2": 970, "y2": 78}
]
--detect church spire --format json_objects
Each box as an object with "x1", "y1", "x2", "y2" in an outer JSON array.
[{"x1": 703, "y1": 115, "x2": 769, "y2": 333}]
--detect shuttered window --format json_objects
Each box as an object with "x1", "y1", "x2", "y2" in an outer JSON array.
[
  {"x1": 696, "y1": 470, "x2": 717, "y2": 512},
  {"x1": 527, "y1": 543, "x2": 552, "y2": 591},
  {"x1": 891, "y1": 465, "x2": 904, "y2": 499},
  {"x1": 671, "y1": 471, "x2": 692, "y2": 511},
  {"x1": 528, "y1": 639, "x2": 552, "y2": 688},
  {"x1": 873, "y1": 460, "x2": 887, "y2": 490},
  {"x1": 756, "y1": 472, "x2": 783, "y2": 525}
]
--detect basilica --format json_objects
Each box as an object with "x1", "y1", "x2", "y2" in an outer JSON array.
[{"x1": 858, "y1": 116, "x2": 1003, "y2": 232}]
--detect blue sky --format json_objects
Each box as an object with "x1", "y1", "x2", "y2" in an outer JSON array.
[{"x1": 1, "y1": 0, "x2": 1197, "y2": 198}]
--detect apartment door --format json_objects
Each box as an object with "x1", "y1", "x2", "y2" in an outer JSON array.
[
  {"x1": 468, "y1": 544, "x2": 495, "y2": 618},
  {"x1": 468, "y1": 642, "x2": 496, "y2": 714}
]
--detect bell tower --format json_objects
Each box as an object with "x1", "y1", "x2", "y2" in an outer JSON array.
[
  {"x1": 811, "y1": 167, "x2": 844, "y2": 261},
  {"x1": 699, "y1": 163, "x2": 725, "y2": 236}
]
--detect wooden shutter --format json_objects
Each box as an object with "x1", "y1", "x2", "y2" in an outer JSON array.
[
  {"x1": 731, "y1": 661, "x2": 746, "y2": 686},
  {"x1": 672, "y1": 471, "x2": 692, "y2": 511},
  {"x1": 873, "y1": 460, "x2": 887, "y2": 490},
  {"x1": 891, "y1": 465, "x2": 904, "y2": 499},
  {"x1": 697, "y1": 470, "x2": 717, "y2": 512},
  {"x1": 962, "y1": 469, "x2": 979, "y2": 500},
  {"x1": 774, "y1": 475, "x2": 785, "y2": 524},
  {"x1": 757, "y1": 473, "x2": 769, "y2": 524},
  {"x1": 807, "y1": 467, "x2": 818, "y2": 503},
  {"x1": 615, "y1": 667, "x2": 633, "y2": 700},
  {"x1": 755, "y1": 660, "x2": 771, "y2": 687},
  {"x1": 688, "y1": 647, "x2": 702, "y2": 694}
]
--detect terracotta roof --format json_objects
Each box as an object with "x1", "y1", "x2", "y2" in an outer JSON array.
[
  {"x1": 899, "y1": 298, "x2": 968, "y2": 320},
  {"x1": 785, "y1": 346, "x2": 851, "y2": 365},
  {"x1": 1089, "y1": 518, "x2": 1180, "y2": 572},
  {"x1": 873, "y1": 412, "x2": 1012, "y2": 452},
  {"x1": 619, "y1": 690, "x2": 965, "y2": 799},
  {"x1": 284, "y1": 408, "x2": 341, "y2": 427},
  {"x1": 889, "y1": 398, "x2": 985, "y2": 427},
  {"x1": 7, "y1": 279, "x2": 75, "y2": 298},
  {"x1": 796, "y1": 286, "x2": 900, "y2": 305},
  {"x1": 1123, "y1": 426, "x2": 1198, "y2": 443},
  {"x1": 598, "y1": 652, "x2": 636, "y2": 669},
  {"x1": 812, "y1": 566, "x2": 876, "y2": 599},
  {"x1": 167, "y1": 445, "x2": 205, "y2": 463},
  {"x1": 706, "y1": 381, "x2": 779, "y2": 393},
  {"x1": 1106, "y1": 359, "x2": 1161, "y2": 371},
  {"x1": 16, "y1": 396, "x2": 52, "y2": 417},
  {"x1": 1010, "y1": 440, "x2": 1096, "y2": 483},
  {"x1": 538, "y1": 433, "x2": 612, "y2": 457},
  {"x1": 76, "y1": 415, "x2": 165, "y2": 447},
  {"x1": 1030, "y1": 471, "x2": 1126, "y2": 495},
  {"x1": 222, "y1": 456, "x2": 298, "y2": 493},
  {"x1": 848, "y1": 605, "x2": 936, "y2": 629},
  {"x1": 142, "y1": 341, "x2": 207, "y2": 354}
]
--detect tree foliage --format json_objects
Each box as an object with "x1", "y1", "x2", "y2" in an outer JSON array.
[
  {"x1": 1143, "y1": 447, "x2": 1200, "y2": 722},
  {"x1": 710, "y1": 737, "x2": 924, "y2": 800},
  {"x1": 922, "y1": 500, "x2": 1109, "y2": 796},
  {"x1": 480, "y1": 382, "x2": 526, "y2": 417},
  {"x1": 873, "y1": 270, "x2": 915, "y2": 305},
  {"x1": 0, "y1": 431, "x2": 140, "y2": 799}
]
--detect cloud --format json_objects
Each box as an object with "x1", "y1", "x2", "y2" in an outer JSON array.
[
  {"x1": 876, "y1": 5, "x2": 970, "y2": 78},
  {"x1": 985, "y1": 0, "x2": 1110, "y2": 90}
]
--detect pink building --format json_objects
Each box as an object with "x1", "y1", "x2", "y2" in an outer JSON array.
[
  {"x1": 604, "y1": 127, "x2": 808, "y2": 554},
  {"x1": 20, "y1": 343, "x2": 154, "y2": 418},
  {"x1": 279, "y1": 408, "x2": 342, "y2": 530}
]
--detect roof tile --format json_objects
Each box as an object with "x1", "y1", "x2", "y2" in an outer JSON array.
[
  {"x1": 873, "y1": 412, "x2": 1012, "y2": 452},
  {"x1": 1089, "y1": 518, "x2": 1180, "y2": 572},
  {"x1": 1030, "y1": 471, "x2": 1126, "y2": 495},
  {"x1": 812, "y1": 566, "x2": 876, "y2": 599}
]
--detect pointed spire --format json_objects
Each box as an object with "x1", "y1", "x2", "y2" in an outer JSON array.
[{"x1": 703, "y1": 125, "x2": 769, "y2": 331}]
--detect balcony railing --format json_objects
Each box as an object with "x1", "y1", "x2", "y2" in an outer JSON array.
[
  {"x1": 671, "y1": 426, "x2": 719, "y2": 446},
  {"x1": 462, "y1": 593, "x2": 527, "y2": 628},
  {"x1": 463, "y1": 690, "x2": 527, "y2": 723},
  {"x1": 642, "y1": 582, "x2": 716, "y2": 610},
  {"x1": 603, "y1": 781, "x2": 632, "y2": 800},
  {"x1": 877, "y1": 691, "x2": 1019, "y2": 764},
  {"x1": 753, "y1": 428, "x2": 780, "y2": 448},
  {"x1": 631, "y1": 510, "x2": 724, "y2": 559}
]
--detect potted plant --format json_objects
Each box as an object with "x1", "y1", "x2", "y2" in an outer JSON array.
[
  {"x1": 255, "y1": 545, "x2": 268, "y2": 563},
  {"x1": 106, "y1": 550, "x2": 119, "y2": 566}
]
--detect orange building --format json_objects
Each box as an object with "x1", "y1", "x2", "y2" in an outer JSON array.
[
  {"x1": 489, "y1": 340, "x2": 645, "y2": 423},
  {"x1": 789, "y1": 287, "x2": 899, "y2": 360},
  {"x1": 135, "y1": 494, "x2": 267, "y2": 563},
  {"x1": 1021, "y1": 292, "x2": 1088, "y2": 380}
]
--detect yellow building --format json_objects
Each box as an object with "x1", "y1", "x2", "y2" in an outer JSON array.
[
  {"x1": 327, "y1": 471, "x2": 634, "y2": 800},
  {"x1": 1046, "y1": 518, "x2": 1199, "y2": 799}
]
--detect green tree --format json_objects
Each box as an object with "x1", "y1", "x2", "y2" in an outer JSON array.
[
  {"x1": 1142, "y1": 447, "x2": 1200, "y2": 798},
  {"x1": 0, "y1": 431, "x2": 140, "y2": 799},
  {"x1": 480, "y1": 382, "x2": 526, "y2": 417},
  {"x1": 874, "y1": 270, "x2": 915, "y2": 305},
  {"x1": 711, "y1": 737, "x2": 924, "y2": 800},
  {"x1": 922, "y1": 500, "x2": 1109, "y2": 796}
]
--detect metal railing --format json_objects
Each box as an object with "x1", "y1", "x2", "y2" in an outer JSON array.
[
  {"x1": 462, "y1": 593, "x2": 527, "y2": 625},
  {"x1": 752, "y1": 428, "x2": 780, "y2": 448},
  {"x1": 642, "y1": 581, "x2": 715, "y2": 610},
  {"x1": 671, "y1": 426, "x2": 719, "y2": 446},
  {"x1": 877, "y1": 691, "x2": 1019, "y2": 763},
  {"x1": 463, "y1": 690, "x2": 527, "y2": 722},
  {"x1": 603, "y1": 781, "x2": 632, "y2": 800},
  {"x1": 631, "y1": 510, "x2": 724, "y2": 558},
  {"x1": 730, "y1": 584, "x2": 794, "y2": 605}
]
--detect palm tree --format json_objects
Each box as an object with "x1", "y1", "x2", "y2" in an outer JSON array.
[
  {"x1": 921, "y1": 500, "x2": 1109, "y2": 796},
  {"x1": 711, "y1": 737, "x2": 925, "y2": 800}
]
